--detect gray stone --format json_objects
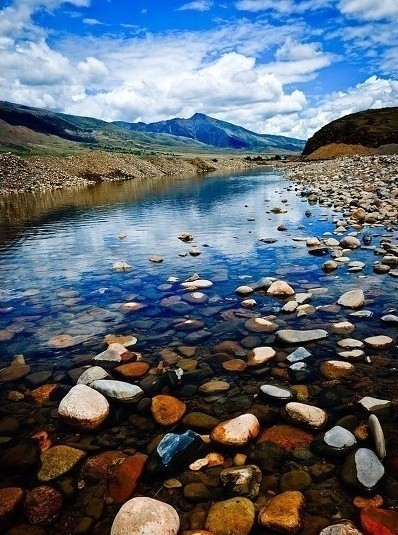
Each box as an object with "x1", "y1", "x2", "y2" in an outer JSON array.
[{"x1": 276, "y1": 329, "x2": 328, "y2": 344}]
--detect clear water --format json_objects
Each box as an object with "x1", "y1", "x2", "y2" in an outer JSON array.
[{"x1": 0, "y1": 168, "x2": 396, "y2": 367}]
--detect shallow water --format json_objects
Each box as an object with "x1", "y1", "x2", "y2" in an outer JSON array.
[{"x1": 0, "y1": 168, "x2": 397, "y2": 366}]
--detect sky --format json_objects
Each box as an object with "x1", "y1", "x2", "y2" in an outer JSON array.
[{"x1": 0, "y1": 0, "x2": 397, "y2": 140}]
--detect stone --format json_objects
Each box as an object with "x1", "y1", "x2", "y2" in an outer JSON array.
[
  {"x1": 220, "y1": 465, "x2": 262, "y2": 499},
  {"x1": 363, "y1": 335, "x2": 393, "y2": 348},
  {"x1": 77, "y1": 366, "x2": 109, "y2": 385},
  {"x1": 92, "y1": 348, "x2": 122, "y2": 363},
  {"x1": 323, "y1": 260, "x2": 338, "y2": 272},
  {"x1": 205, "y1": 497, "x2": 255, "y2": 535},
  {"x1": 80, "y1": 451, "x2": 127, "y2": 483},
  {"x1": 332, "y1": 321, "x2": 355, "y2": 335},
  {"x1": 260, "y1": 384, "x2": 293, "y2": 404},
  {"x1": 313, "y1": 426, "x2": 357, "y2": 456},
  {"x1": 90, "y1": 380, "x2": 144, "y2": 403},
  {"x1": 267, "y1": 280, "x2": 295, "y2": 296},
  {"x1": 182, "y1": 412, "x2": 219, "y2": 431},
  {"x1": 104, "y1": 333, "x2": 137, "y2": 347},
  {"x1": 112, "y1": 261, "x2": 132, "y2": 272},
  {"x1": 24, "y1": 486, "x2": 62, "y2": 525},
  {"x1": 199, "y1": 380, "x2": 230, "y2": 394},
  {"x1": 337, "y1": 289, "x2": 365, "y2": 308},
  {"x1": 319, "y1": 521, "x2": 364, "y2": 534},
  {"x1": 222, "y1": 359, "x2": 247, "y2": 372},
  {"x1": 181, "y1": 279, "x2": 213, "y2": 290},
  {"x1": 286, "y1": 347, "x2": 311, "y2": 363},
  {"x1": 337, "y1": 338, "x2": 363, "y2": 349},
  {"x1": 341, "y1": 448, "x2": 385, "y2": 492},
  {"x1": 0, "y1": 362, "x2": 31, "y2": 383},
  {"x1": 210, "y1": 414, "x2": 260, "y2": 446},
  {"x1": 58, "y1": 384, "x2": 110, "y2": 430},
  {"x1": 38, "y1": 445, "x2": 86, "y2": 481},
  {"x1": 111, "y1": 497, "x2": 179, "y2": 535},
  {"x1": 368, "y1": 414, "x2": 386, "y2": 459},
  {"x1": 280, "y1": 470, "x2": 312, "y2": 491},
  {"x1": 285, "y1": 402, "x2": 328, "y2": 430},
  {"x1": 358, "y1": 396, "x2": 391, "y2": 420},
  {"x1": 108, "y1": 453, "x2": 148, "y2": 503},
  {"x1": 156, "y1": 430, "x2": 204, "y2": 469},
  {"x1": 319, "y1": 360, "x2": 355, "y2": 379},
  {"x1": 258, "y1": 490, "x2": 306, "y2": 534},
  {"x1": 115, "y1": 361, "x2": 150, "y2": 379},
  {"x1": 149, "y1": 255, "x2": 163, "y2": 263},
  {"x1": 276, "y1": 329, "x2": 328, "y2": 344},
  {"x1": 235, "y1": 285, "x2": 254, "y2": 296},
  {"x1": 247, "y1": 346, "x2": 276, "y2": 366},
  {"x1": 244, "y1": 317, "x2": 278, "y2": 333},
  {"x1": 0, "y1": 487, "x2": 24, "y2": 530},
  {"x1": 360, "y1": 508, "x2": 398, "y2": 535},
  {"x1": 340, "y1": 236, "x2": 361, "y2": 249},
  {"x1": 258, "y1": 425, "x2": 313, "y2": 451},
  {"x1": 151, "y1": 395, "x2": 186, "y2": 425}
]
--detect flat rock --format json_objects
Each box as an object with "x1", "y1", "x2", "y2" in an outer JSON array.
[
  {"x1": 332, "y1": 321, "x2": 355, "y2": 334},
  {"x1": 108, "y1": 453, "x2": 148, "y2": 503},
  {"x1": 363, "y1": 335, "x2": 393, "y2": 348},
  {"x1": 259, "y1": 425, "x2": 313, "y2": 451},
  {"x1": 258, "y1": 490, "x2": 306, "y2": 534},
  {"x1": 337, "y1": 289, "x2": 365, "y2": 309},
  {"x1": 245, "y1": 317, "x2": 278, "y2": 333},
  {"x1": 235, "y1": 285, "x2": 254, "y2": 296},
  {"x1": 0, "y1": 364, "x2": 31, "y2": 383},
  {"x1": 80, "y1": 451, "x2": 127, "y2": 484},
  {"x1": 38, "y1": 445, "x2": 86, "y2": 482},
  {"x1": 58, "y1": 384, "x2": 110, "y2": 430},
  {"x1": 286, "y1": 347, "x2": 311, "y2": 363},
  {"x1": 211, "y1": 414, "x2": 260, "y2": 446},
  {"x1": 319, "y1": 360, "x2": 355, "y2": 379},
  {"x1": 199, "y1": 380, "x2": 230, "y2": 394},
  {"x1": 276, "y1": 329, "x2": 328, "y2": 344},
  {"x1": 247, "y1": 346, "x2": 276, "y2": 367},
  {"x1": 90, "y1": 380, "x2": 144, "y2": 403},
  {"x1": 181, "y1": 279, "x2": 213, "y2": 290},
  {"x1": 260, "y1": 384, "x2": 293, "y2": 404},
  {"x1": 205, "y1": 497, "x2": 255, "y2": 535},
  {"x1": 111, "y1": 497, "x2": 179, "y2": 535},
  {"x1": 341, "y1": 448, "x2": 385, "y2": 492},
  {"x1": 285, "y1": 402, "x2": 328, "y2": 430}
]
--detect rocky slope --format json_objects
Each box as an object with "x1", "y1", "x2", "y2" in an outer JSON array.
[{"x1": 303, "y1": 107, "x2": 398, "y2": 157}]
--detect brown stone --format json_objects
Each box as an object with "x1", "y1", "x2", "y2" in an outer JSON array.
[
  {"x1": 28, "y1": 384, "x2": 58, "y2": 405},
  {"x1": 24, "y1": 486, "x2": 62, "y2": 525},
  {"x1": 259, "y1": 425, "x2": 313, "y2": 451},
  {"x1": 115, "y1": 361, "x2": 150, "y2": 379},
  {"x1": 80, "y1": 451, "x2": 127, "y2": 483},
  {"x1": 151, "y1": 395, "x2": 186, "y2": 425},
  {"x1": 258, "y1": 490, "x2": 306, "y2": 534},
  {"x1": 205, "y1": 497, "x2": 255, "y2": 535},
  {"x1": 0, "y1": 487, "x2": 24, "y2": 530},
  {"x1": 108, "y1": 452, "x2": 148, "y2": 503},
  {"x1": 221, "y1": 359, "x2": 247, "y2": 372}
]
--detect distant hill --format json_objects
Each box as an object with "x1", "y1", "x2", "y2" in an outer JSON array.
[
  {"x1": 0, "y1": 101, "x2": 305, "y2": 156},
  {"x1": 115, "y1": 113, "x2": 305, "y2": 153},
  {"x1": 303, "y1": 107, "x2": 398, "y2": 156}
]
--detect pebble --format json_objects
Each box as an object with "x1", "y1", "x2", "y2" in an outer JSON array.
[
  {"x1": 0, "y1": 487, "x2": 24, "y2": 530},
  {"x1": 258, "y1": 490, "x2": 306, "y2": 534},
  {"x1": 77, "y1": 366, "x2": 109, "y2": 385},
  {"x1": 58, "y1": 384, "x2": 110, "y2": 430},
  {"x1": 341, "y1": 448, "x2": 385, "y2": 492},
  {"x1": 90, "y1": 380, "x2": 144, "y2": 403},
  {"x1": 285, "y1": 402, "x2": 328, "y2": 430},
  {"x1": 210, "y1": 414, "x2": 260, "y2": 446},
  {"x1": 360, "y1": 507, "x2": 398, "y2": 535},
  {"x1": 108, "y1": 453, "x2": 148, "y2": 503},
  {"x1": 219, "y1": 465, "x2": 262, "y2": 499},
  {"x1": 151, "y1": 394, "x2": 186, "y2": 425},
  {"x1": 259, "y1": 425, "x2": 313, "y2": 451},
  {"x1": 111, "y1": 497, "x2": 180, "y2": 535},
  {"x1": 244, "y1": 317, "x2": 278, "y2": 332},
  {"x1": 319, "y1": 521, "x2": 364, "y2": 534},
  {"x1": 24, "y1": 486, "x2": 62, "y2": 525},
  {"x1": 205, "y1": 497, "x2": 255, "y2": 535},
  {"x1": 247, "y1": 346, "x2": 276, "y2": 366},
  {"x1": 38, "y1": 445, "x2": 86, "y2": 481},
  {"x1": 337, "y1": 289, "x2": 365, "y2": 308},
  {"x1": 267, "y1": 280, "x2": 295, "y2": 296},
  {"x1": 276, "y1": 329, "x2": 328, "y2": 344},
  {"x1": 319, "y1": 360, "x2": 355, "y2": 379},
  {"x1": 363, "y1": 335, "x2": 393, "y2": 348},
  {"x1": 368, "y1": 414, "x2": 386, "y2": 459}
]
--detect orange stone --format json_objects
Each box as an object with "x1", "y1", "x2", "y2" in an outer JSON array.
[
  {"x1": 115, "y1": 361, "x2": 150, "y2": 379},
  {"x1": 360, "y1": 507, "x2": 398, "y2": 535},
  {"x1": 353, "y1": 495, "x2": 383, "y2": 509},
  {"x1": 258, "y1": 490, "x2": 305, "y2": 534},
  {"x1": 107, "y1": 453, "x2": 148, "y2": 503},
  {"x1": 80, "y1": 451, "x2": 127, "y2": 484},
  {"x1": 0, "y1": 487, "x2": 24, "y2": 530},
  {"x1": 151, "y1": 395, "x2": 186, "y2": 425},
  {"x1": 221, "y1": 359, "x2": 247, "y2": 372},
  {"x1": 28, "y1": 384, "x2": 58, "y2": 405},
  {"x1": 259, "y1": 425, "x2": 313, "y2": 451},
  {"x1": 31, "y1": 431, "x2": 52, "y2": 452}
]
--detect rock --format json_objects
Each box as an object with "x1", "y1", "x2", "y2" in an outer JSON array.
[
  {"x1": 210, "y1": 414, "x2": 260, "y2": 446},
  {"x1": 244, "y1": 317, "x2": 278, "y2": 333},
  {"x1": 258, "y1": 490, "x2": 306, "y2": 534},
  {"x1": 149, "y1": 255, "x2": 163, "y2": 263},
  {"x1": 220, "y1": 465, "x2": 262, "y2": 499},
  {"x1": 332, "y1": 321, "x2": 355, "y2": 335},
  {"x1": 260, "y1": 385, "x2": 293, "y2": 404},
  {"x1": 151, "y1": 395, "x2": 186, "y2": 425},
  {"x1": 80, "y1": 451, "x2": 127, "y2": 483},
  {"x1": 92, "y1": 348, "x2": 122, "y2": 363},
  {"x1": 340, "y1": 236, "x2": 361, "y2": 249},
  {"x1": 267, "y1": 280, "x2": 295, "y2": 296},
  {"x1": 222, "y1": 359, "x2": 247, "y2": 372},
  {"x1": 337, "y1": 289, "x2": 365, "y2": 308},
  {"x1": 38, "y1": 445, "x2": 86, "y2": 481},
  {"x1": 181, "y1": 279, "x2": 213, "y2": 290},
  {"x1": 247, "y1": 346, "x2": 276, "y2": 366},
  {"x1": 313, "y1": 426, "x2": 357, "y2": 456},
  {"x1": 280, "y1": 470, "x2": 312, "y2": 491},
  {"x1": 90, "y1": 380, "x2": 144, "y2": 403},
  {"x1": 77, "y1": 366, "x2": 109, "y2": 385},
  {"x1": 0, "y1": 360, "x2": 31, "y2": 383},
  {"x1": 319, "y1": 521, "x2": 364, "y2": 534},
  {"x1": 358, "y1": 396, "x2": 391, "y2": 420},
  {"x1": 205, "y1": 497, "x2": 255, "y2": 535},
  {"x1": 115, "y1": 361, "x2": 150, "y2": 379},
  {"x1": 381, "y1": 314, "x2": 398, "y2": 323},
  {"x1": 276, "y1": 329, "x2": 328, "y2": 344},
  {"x1": 337, "y1": 338, "x2": 363, "y2": 349},
  {"x1": 58, "y1": 384, "x2": 110, "y2": 430},
  {"x1": 285, "y1": 402, "x2": 328, "y2": 430},
  {"x1": 323, "y1": 260, "x2": 338, "y2": 272},
  {"x1": 363, "y1": 335, "x2": 393, "y2": 348},
  {"x1": 156, "y1": 430, "x2": 204, "y2": 469},
  {"x1": 108, "y1": 453, "x2": 148, "y2": 503},
  {"x1": 104, "y1": 333, "x2": 137, "y2": 347},
  {"x1": 286, "y1": 347, "x2": 311, "y2": 363},
  {"x1": 259, "y1": 425, "x2": 313, "y2": 451},
  {"x1": 360, "y1": 507, "x2": 398, "y2": 535},
  {"x1": 0, "y1": 487, "x2": 24, "y2": 530},
  {"x1": 319, "y1": 360, "x2": 355, "y2": 379},
  {"x1": 282, "y1": 300, "x2": 298, "y2": 312},
  {"x1": 24, "y1": 486, "x2": 62, "y2": 525},
  {"x1": 235, "y1": 285, "x2": 254, "y2": 296},
  {"x1": 183, "y1": 412, "x2": 220, "y2": 431},
  {"x1": 199, "y1": 380, "x2": 230, "y2": 394},
  {"x1": 112, "y1": 261, "x2": 132, "y2": 272},
  {"x1": 111, "y1": 497, "x2": 179, "y2": 535},
  {"x1": 341, "y1": 448, "x2": 385, "y2": 492},
  {"x1": 368, "y1": 414, "x2": 386, "y2": 459},
  {"x1": 1, "y1": 440, "x2": 41, "y2": 473}
]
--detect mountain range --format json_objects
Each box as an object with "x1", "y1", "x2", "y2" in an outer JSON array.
[{"x1": 0, "y1": 100, "x2": 305, "y2": 156}]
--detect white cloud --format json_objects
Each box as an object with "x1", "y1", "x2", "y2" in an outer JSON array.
[
  {"x1": 338, "y1": 0, "x2": 398, "y2": 20},
  {"x1": 261, "y1": 76, "x2": 398, "y2": 139},
  {"x1": 83, "y1": 18, "x2": 106, "y2": 25},
  {"x1": 178, "y1": 0, "x2": 213, "y2": 12},
  {"x1": 235, "y1": 0, "x2": 331, "y2": 13}
]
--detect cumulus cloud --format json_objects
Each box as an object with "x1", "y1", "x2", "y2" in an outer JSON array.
[
  {"x1": 261, "y1": 76, "x2": 398, "y2": 139},
  {"x1": 338, "y1": 0, "x2": 398, "y2": 20}
]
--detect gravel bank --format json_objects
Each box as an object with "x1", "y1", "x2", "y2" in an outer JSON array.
[
  {"x1": 284, "y1": 154, "x2": 398, "y2": 229},
  {"x1": 0, "y1": 151, "x2": 255, "y2": 195}
]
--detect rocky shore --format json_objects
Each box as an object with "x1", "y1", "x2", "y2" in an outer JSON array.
[
  {"x1": 284, "y1": 154, "x2": 398, "y2": 229},
  {"x1": 0, "y1": 152, "x2": 256, "y2": 195}
]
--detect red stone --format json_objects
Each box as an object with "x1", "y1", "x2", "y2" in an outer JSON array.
[
  {"x1": 115, "y1": 361, "x2": 150, "y2": 378},
  {"x1": 151, "y1": 394, "x2": 186, "y2": 425},
  {"x1": 360, "y1": 508, "x2": 398, "y2": 535},
  {"x1": 0, "y1": 487, "x2": 24, "y2": 530},
  {"x1": 80, "y1": 451, "x2": 127, "y2": 484},
  {"x1": 31, "y1": 430, "x2": 52, "y2": 452},
  {"x1": 107, "y1": 452, "x2": 148, "y2": 503},
  {"x1": 28, "y1": 384, "x2": 58, "y2": 405},
  {"x1": 259, "y1": 425, "x2": 313, "y2": 451},
  {"x1": 24, "y1": 486, "x2": 62, "y2": 525}
]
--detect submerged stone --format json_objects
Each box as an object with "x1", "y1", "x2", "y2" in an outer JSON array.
[{"x1": 156, "y1": 430, "x2": 204, "y2": 469}]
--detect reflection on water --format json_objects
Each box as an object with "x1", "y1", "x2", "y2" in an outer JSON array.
[{"x1": 0, "y1": 168, "x2": 395, "y2": 365}]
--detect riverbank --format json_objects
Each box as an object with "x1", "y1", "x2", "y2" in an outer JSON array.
[
  {"x1": 283, "y1": 154, "x2": 398, "y2": 229},
  {"x1": 0, "y1": 151, "x2": 257, "y2": 195}
]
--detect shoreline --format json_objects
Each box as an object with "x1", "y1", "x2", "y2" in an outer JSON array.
[{"x1": 0, "y1": 151, "x2": 260, "y2": 196}]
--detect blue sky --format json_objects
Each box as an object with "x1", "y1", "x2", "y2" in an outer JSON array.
[{"x1": 0, "y1": 0, "x2": 397, "y2": 139}]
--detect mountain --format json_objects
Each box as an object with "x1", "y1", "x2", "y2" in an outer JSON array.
[
  {"x1": 0, "y1": 100, "x2": 211, "y2": 156},
  {"x1": 114, "y1": 113, "x2": 305, "y2": 153},
  {"x1": 303, "y1": 107, "x2": 398, "y2": 156}
]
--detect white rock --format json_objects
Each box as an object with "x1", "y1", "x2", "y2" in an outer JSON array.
[
  {"x1": 90, "y1": 380, "x2": 144, "y2": 403},
  {"x1": 276, "y1": 329, "x2": 328, "y2": 344},
  {"x1": 363, "y1": 335, "x2": 393, "y2": 348},
  {"x1": 337, "y1": 289, "x2": 365, "y2": 308},
  {"x1": 77, "y1": 366, "x2": 109, "y2": 385},
  {"x1": 58, "y1": 384, "x2": 109, "y2": 430},
  {"x1": 181, "y1": 279, "x2": 213, "y2": 290},
  {"x1": 210, "y1": 414, "x2": 260, "y2": 446},
  {"x1": 247, "y1": 346, "x2": 276, "y2": 367},
  {"x1": 267, "y1": 280, "x2": 295, "y2": 296},
  {"x1": 111, "y1": 497, "x2": 180, "y2": 535},
  {"x1": 235, "y1": 285, "x2": 254, "y2": 296},
  {"x1": 112, "y1": 261, "x2": 132, "y2": 272},
  {"x1": 359, "y1": 396, "x2": 391, "y2": 412},
  {"x1": 368, "y1": 414, "x2": 386, "y2": 459},
  {"x1": 285, "y1": 402, "x2": 328, "y2": 430}
]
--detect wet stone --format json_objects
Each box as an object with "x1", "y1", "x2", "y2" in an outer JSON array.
[
  {"x1": 313, "y1": 426, "x2": 357, "y2": 456},
  {"x1": 38, "y1": 445, "x2": 86, "y2": 481},
  {"x1": 111, "y1": 497, "x2": 180, "y2": 535},
  {"x1": 280, "y1": 470, "x2": 312, "y2": 492},
  {"x1": 341, "y1": 448, "x2": 385, "y2": 493},
  {"x1": 205, "y1": 497, "x2": 255, "y2": 535},
  {"x1": 210, "y1": 414, "x2": 260, "y2": 446},
  {"x1": 156, "y1": 430, "x2": 204, "y2": 469},
  {"x1": 258, "y1": 425, "x2": 313, "y2": 452},
  {"x1": 337, "y1": 289, "x2": 365, "y2": 309},
  {"x1": 0, "y1": 487, "x2": 24, "y2": 530},
  {"x1": 260, "y1": 384, "x2": 293, "y2": 404},
  {"x1": 285, "y1": 402, "x2": 328, "y2": 430},
  {"x1": 220, "y1": 465, "x2": 262, "y2": 499},
  {"x1": 58, "y1": 384, "x2": 110, "y2": 430},
  {"x1": 151, "y1": 394, "x2": 186, "y2": 425},
  {"x1": 276, "y1": 329, "x2": 328, "y2": 344},
  {"x1": 77, "y1": 366, "x2": 109, "y2": 385},
  {"x1": 360, "y1": 507, "x2": 398, "y2": 535},
  {"x1": 244, "y1": 317, "x2": 278, "y2": 333},
  {"x1": 24, "y1": 486, "x2": 62, "y2": 525},
  {"x1": 286, "y1": 346, "x2": 311, "y2": 363},
  {"x1": 258, "y1": 490, "x2": 306, "y2": 534},
  {"x1": 90, "y1": 379, "x2": 144, "y2": 403}
]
